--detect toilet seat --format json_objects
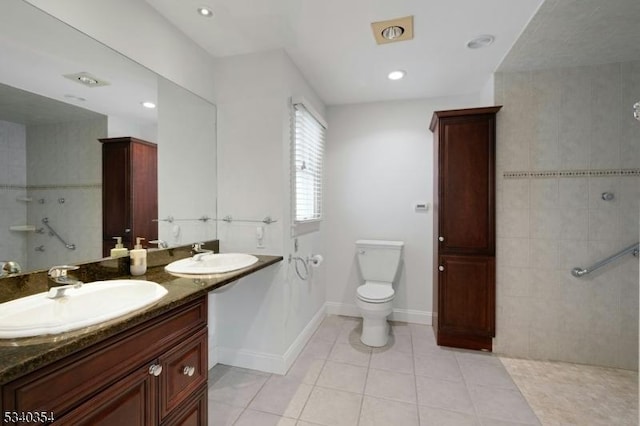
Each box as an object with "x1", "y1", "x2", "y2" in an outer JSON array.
[{"x1": 357, "y1": 283, "x2": 394, "y2": 304}]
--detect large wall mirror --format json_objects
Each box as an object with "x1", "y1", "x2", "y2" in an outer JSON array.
[{"x1": 0, "y1": 0, "x2": 217, "y2": 275}]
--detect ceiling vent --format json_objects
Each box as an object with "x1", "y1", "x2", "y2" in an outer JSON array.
[
  {"x1": 63, "y1": 72, "x2": 110, "y2": 88},
  {"x1": 371, "y1": 16, "x2": 414, "y2": 45}
]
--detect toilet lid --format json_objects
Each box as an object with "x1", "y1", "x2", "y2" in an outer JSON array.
[{"x1": 357, "y1": 284, "x2": 394, "y2": 303}]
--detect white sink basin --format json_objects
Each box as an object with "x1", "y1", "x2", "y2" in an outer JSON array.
[
  {"x1": 165, "y1": 253, "x2": 259, "y2": 277},
  {"x1": 0, "y1": 280, "x2": 167, "y2": 339}
]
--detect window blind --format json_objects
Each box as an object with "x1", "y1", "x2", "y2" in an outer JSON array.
[{"x1": 292, "y1": 102, "x2": 325, "y2": 223}]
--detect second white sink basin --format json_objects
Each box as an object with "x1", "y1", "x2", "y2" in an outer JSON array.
[
  {"x1": 165, "y1": 253, "x2": 259, "y2": 277},
  {"x1": 0, "y1": 280, "x2": 167, "y2": 339}
]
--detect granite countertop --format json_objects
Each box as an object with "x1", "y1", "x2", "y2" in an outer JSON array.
[{"x1": 0, "y1": 254, "x2": 283, "y2": 385}]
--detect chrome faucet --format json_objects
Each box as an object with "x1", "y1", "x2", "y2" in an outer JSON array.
[
  {"x1": 47, "y1": 265, "x2": 83, "y2": 299},
  {"x1": 191, "y1": 242, "x2": 213, "y2": 261},
  {"x1": 149, "y1": 239, "x2": 169, "y2": 249},
  {"x1": 1, "y1": 260, "x2": 22, "y2": 276}
]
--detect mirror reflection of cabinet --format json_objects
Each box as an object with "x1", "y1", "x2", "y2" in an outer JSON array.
[{"x1": 100, "y1": 137, "x2": 158, "y2": 256}]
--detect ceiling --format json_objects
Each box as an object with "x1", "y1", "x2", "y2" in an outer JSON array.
[
  {"x1": 146, "y1": 0, "x2": 543, "y2": 105},
  {"x1": 0, "y1": 0, "x2": 158, "y2": 126},
  {"x1": 499, "y1": 0, "x2": 640, "y2": 71},
  {"x1": 0, "y1": 82, "x2": 103, "y2": 125}
]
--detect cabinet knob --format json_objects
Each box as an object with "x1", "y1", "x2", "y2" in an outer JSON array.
[
  {"x1": 149, "y1": 364, "x2": 163, "y2": 376},
  {"x1": 438, "y1": 266, "x2": 444, "y2": 272},
  {"x1": 183, "y1": 366, "x2": 195, "y2": 377},
  {"x1": 124, "y1": 228, "x2": 131, "y2": 233},
  {"x1": 438, "y1": 236, "x2": 444, "y2": 242}
]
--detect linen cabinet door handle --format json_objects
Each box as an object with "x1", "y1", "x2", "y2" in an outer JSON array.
[
  {"x1": 149, "y1": 364, "x2": 163, "y2": 376},
  {"x1": 183, "y1": 366, "x2": 195, "y2": 377},
  {"x1": 438, "y1": 236, "x2": 444, "y2": 242},
  {"x1": 438, "y1": 266, "x2": 444, "y2": 272}
]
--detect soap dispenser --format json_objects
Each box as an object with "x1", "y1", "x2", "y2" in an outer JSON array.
[
  {"x1": 110, "y1": 237, "x2": 129, "y2": 258},
  {"x1": 129, "y1": 237, "x2": 147, "y2": 276}
]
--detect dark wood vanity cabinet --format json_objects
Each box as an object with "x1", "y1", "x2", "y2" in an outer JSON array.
[
  {"x1": 1, "y1": 297, "x2": 208, "y2": 425},
  {"x1": 100, "y1": 137, "x2": 158, "y2": 256},
  {"x1": 430, "y1": 106, "x2": 501, "y2": 351}
]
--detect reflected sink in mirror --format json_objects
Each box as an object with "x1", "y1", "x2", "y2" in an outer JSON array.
[
  {"x1": 165, "y1": 253, "x2": 259, "y2": 278},
  {"x1": 0, "y1": 280, "x2": 167, "y2": 339}
]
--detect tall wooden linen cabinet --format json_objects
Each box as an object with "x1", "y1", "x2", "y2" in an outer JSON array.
[
  {"x1": 100, "y1": 137, "x2": 158, "y2": 256},
  {"x1": 430, "y1": 106, "x2": 501, "y2": 351}
]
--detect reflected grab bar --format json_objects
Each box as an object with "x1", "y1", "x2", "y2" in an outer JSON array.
[
  {"x1": 572, "y1": 242, "x2": 639, "y2": 277},
  {"x1": 42, "y1": 218, "x2": 76, "y2": 250}
]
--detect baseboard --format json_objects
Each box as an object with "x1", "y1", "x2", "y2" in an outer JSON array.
[
  {"x1": 208, "y1": 343, "x2": 218, "y2": 370},
  {"x1": 282, "y1": 304, "x2": 327, "y2": 373},
  {"x1": 325, "y1": 302, "x2": 432, "y2": 325},
  {"x1": 210, "y1": 302, "x2": 432, "y2": 375},
  {"x1": 215, "y1": 305, "x2": 327, "y2": 375},
  {"x1": 325, "y1": 301, "x2": 360, "y2": 317},
  {"x1": 390, "y1": 308, "x2": 432, "y2": 325},
  {"x1": 217, "y1": 346, "x2": 287, "y2": 374}
]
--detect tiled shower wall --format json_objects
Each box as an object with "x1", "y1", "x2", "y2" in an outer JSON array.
[
  {"x1": 494, "y1": 62, "x2": 640, "y2": 370},
  {"x1": 0, "y1": 120, "x2": 28, "y2": 267},
  {"x1": 25, "y1": 118, "x2": 107, "y2": 271}
]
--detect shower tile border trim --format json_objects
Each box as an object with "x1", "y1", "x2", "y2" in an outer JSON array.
[
  {"x1": 0, "y1": 183, "x2": 102, "y2": 190},
  {"x1": 503, "y1": 168, "x2": 640, "y2": 179}
]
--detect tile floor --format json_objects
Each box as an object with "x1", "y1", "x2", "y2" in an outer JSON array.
[
  {"x1": 501, "y1": 357, "x2": 638, "y2": 425},
  {"x1": 207, "y1": 315, "x2": 542, "y2": 425}
]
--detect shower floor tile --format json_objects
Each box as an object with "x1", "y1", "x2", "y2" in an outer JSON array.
[{"x1": 501, "y1": 357, "x2": 639, "y2": 426}]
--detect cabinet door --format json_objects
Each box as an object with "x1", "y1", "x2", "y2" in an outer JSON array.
[
  {"x1": 438, "y1": 116, "x2": 495, "y2": 255},
  {"x1": 54, "y1": 364, "x2": 157, "y2": 426},
  {"x1": 438, "y1": 255, "x2": 495, "y2": 339},
  {"x1": 159, "y1": 329, "x2": 207, "y2": 421},
  {"x1": 130, "y1": 141, "x2": 158, "y2": 246},
  {"x1": 102, "y1": 142, "x2": 131, "y2": 248}
]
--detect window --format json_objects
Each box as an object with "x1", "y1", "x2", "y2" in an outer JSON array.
[{"x1": 291, "y1": 100, "x2": 326, "y2": 234}]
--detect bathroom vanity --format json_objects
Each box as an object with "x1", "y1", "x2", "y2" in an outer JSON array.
[
  {"x1": 2, "y1": 297, "x2": 208, "y2": 426},
  {"x1": 0, "y1": 248, "x2": 283, "y2": 425}
]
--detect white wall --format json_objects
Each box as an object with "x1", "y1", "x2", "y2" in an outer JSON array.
[
  {"x1": 494, "y1": 62, "x2": 640, "y2": 369},
  {"x1": 324, "y1": 94, "x2": 485, "y2": 323},
  {"x1": 107, "y1": 116, "x2": 157, "y2": 142},
  {"x1": 157, "y1": 78, "x2": 217, "y2": 247},
  {"x1": 212, "y1": 50, "x2": 326, "y2": 372}
]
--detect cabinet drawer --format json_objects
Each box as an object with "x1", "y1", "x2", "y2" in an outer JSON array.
[
  {"x1": 161, "y1": 386, "x2": 207, "y2": 426},
  {"x1": 53, "y1": 364, "x2": 157, "y2": 426},
  {"x1": 2, "y1": 297, "x2": 207, "y2": 417},
  {"x1": 159, "y1": 329, "x2": 207, "y2": 420}
]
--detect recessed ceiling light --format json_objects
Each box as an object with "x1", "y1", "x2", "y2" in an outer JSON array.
[
  {"x1": 78, "y1": 75, "x2": 98, "y2": 85},
  {"x1": 466, "y1": 35, "x2": 495, "y2": 49},
  {"x1": 381, "y1": 25, "x2": 405, "y2": 41},
  {"x1": 388, "y1": 70, "x2": 406, "y2": 81},
  {"x1": 371, "y1": 16, "x2": 414, "y2": 45},
  {"x1": 141, "y1": 101, "x2": 157, "y2": 109},
  {"x1": 63, "y1": 72, "x2": 110, "y2": 87},
  {"x1": 197, "y1": 7, "x2": 213, "y2": 17}
]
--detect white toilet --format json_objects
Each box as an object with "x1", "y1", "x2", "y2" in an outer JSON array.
[{"x1": 355, "y1": 239, "x2": 404, "y2": 347}]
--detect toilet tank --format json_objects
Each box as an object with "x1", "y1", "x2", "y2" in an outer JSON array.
[{"x1": 356, "y1": 240, "x2": 404, "y2": 283}]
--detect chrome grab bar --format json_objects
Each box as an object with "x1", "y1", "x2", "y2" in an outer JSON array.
[
  {"x1": 572, "y1": 242, "x2": 639, "y2": 278},
  {"x1": 42, "y1": 218, "x2": 76, "y2": 250},
  {"x1": 153, "y1": 215, "x2": 212, "y2": 223},
  {"x1": 220, "y1": 215, "x2": 277, "y2": 224}
]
